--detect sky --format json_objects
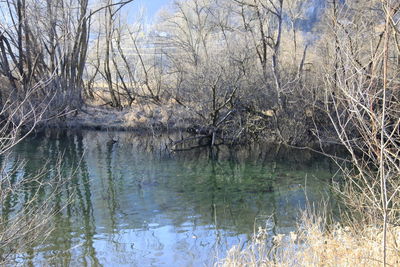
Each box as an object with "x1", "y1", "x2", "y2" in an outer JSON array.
[{"x1": 128, "y1": 0, "x2": 173, "y2": 22}]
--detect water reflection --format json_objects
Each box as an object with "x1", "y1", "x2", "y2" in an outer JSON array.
[{"x1": 8, "y1": 130, "x2": 336, "y2": 266}]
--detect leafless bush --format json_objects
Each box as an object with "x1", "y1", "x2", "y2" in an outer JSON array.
[
  {"x1": 320, "y1": 0, "x2": 400, "y2": 264},
  {"x1": 0, "y1": 75, "x2": 74, "y2": 264}
]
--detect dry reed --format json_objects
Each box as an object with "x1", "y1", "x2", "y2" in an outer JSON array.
[{"x1": 219, "y1": 211, "x2": 400, "y2": 267}]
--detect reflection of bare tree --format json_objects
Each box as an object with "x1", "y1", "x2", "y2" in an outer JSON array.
[
  {"x1": 105, "y1": 138, "x2": 118, "y2": 233},
  {"x1": 1, "y1": 131, "x2": 102, "y2": 266},
  {"x1": 75, "y1": 132, "x2": 100, "y2": 266}
]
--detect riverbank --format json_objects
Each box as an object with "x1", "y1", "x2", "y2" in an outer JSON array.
[
  {"x1": 42, "y1": 101, "x2": 339, "y2": 148},
  {"x1": 49, "y1": 102, "x2": 192, "y2": 132}
]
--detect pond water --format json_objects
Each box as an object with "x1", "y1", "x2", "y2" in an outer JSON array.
[{"x1": 6, "y1": 130, "x2": 337, "y2": 266}]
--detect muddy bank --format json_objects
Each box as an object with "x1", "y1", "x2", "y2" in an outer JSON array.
[{"x1": 43, "y1": 102, "x2": 339, "y2": 148}]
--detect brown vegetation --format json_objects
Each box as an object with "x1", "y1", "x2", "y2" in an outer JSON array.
[{"x1": 0, "y1": 0, "x2": 398, "y2": 146}]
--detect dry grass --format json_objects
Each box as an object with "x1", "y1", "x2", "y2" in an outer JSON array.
[
  {"x1": 66, "y1": 94, "x2": 197, "y2": 131},
  {"x1": 218, "y1": 212, "x2": 400, "y2": 267}
]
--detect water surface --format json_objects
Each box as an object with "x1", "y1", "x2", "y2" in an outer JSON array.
[{"x1": 6, "y1": 130, "x2": 336, "y2": 266}]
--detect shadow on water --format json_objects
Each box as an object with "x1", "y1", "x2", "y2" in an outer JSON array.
[{"x1": 6, "y1": 129, "x2": 339, "y2": 266}]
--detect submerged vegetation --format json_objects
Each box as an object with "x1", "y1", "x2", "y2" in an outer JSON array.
[{"x1": 0, "y1": 0, "x2": 399, "y2": 265}]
